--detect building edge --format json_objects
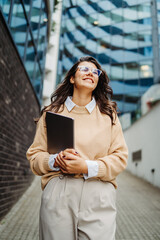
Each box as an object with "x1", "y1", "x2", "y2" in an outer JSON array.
[{"x1": 0, "y1": 11, "x2": 40, "y2": 220}]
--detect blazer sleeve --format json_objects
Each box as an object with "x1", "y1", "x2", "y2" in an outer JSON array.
[
  {"x1": 96, "y1": 115, "x2": 128, "y2": 181},
  {"x1": 26, "y1": 112, "x2": 51, "y2": 176}
]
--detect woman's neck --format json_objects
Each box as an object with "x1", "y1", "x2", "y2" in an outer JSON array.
[{"x1": 72, "y1": 92, "x2": 92, "y2": 106}]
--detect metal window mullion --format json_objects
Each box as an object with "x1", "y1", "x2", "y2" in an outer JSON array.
[
  {"x1": 37, "y1": 0, "x2": 46, "y2": 102},
  {"x1": 42, "y1": 23, "x2": 48, "y2": 68},
  {"x1": 32, "y1": 1, "x2": 43, "y2": 83},
  {"x1": 23, "y1": 0, "x2": 33, "y2": 63},
  {"x1": 32, "y1": 54, "x2": 38, "y2": 83},
  {"x1": 23, "y1": 25, "x2": 29, "y2": 63},
  {"x1": 151, "y1": 0, "x2": 160, "y2": 83},
  {"x1": 41, "y1": 11, "x2": 48, "y2": 72},
  {"x1": 36, "y1": 0, "x2": 43, "y2": 75},
  {"x1": 19, "y1": 0, "x2": 32, "y2": 62},
  {"x1": 40, "y1": 30, "x2": 48, "y2": 101},
  {"x1": 20, "y1": 0, "x2": 37, "y2": 55},
  {"x1": 20, "y1": 0, "x2": 30, "y2": 25},
  {"x1": 8, "y1": 0, "x2": 14, "y2": 26}
]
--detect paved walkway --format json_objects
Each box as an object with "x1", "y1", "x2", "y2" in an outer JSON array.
[
  {"x1": 0, "y1": 170, "x2": 160, "y2": 240},
  {"x1": 116, "y1": 171, "x2": 160, "y2": 240}
]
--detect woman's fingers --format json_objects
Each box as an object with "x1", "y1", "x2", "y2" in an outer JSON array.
[
  {"x1": 63, "y1": 148, "x2": 80, "y2": 157},
  {"x1": 63, "y1": 152, "x2": 78, "y2": 160},
  {"x1": 59, "y1": 151, "x2": 65, "y2": 160},
  {"x1": 56, "y1": 153, "x2": 66, "y2": 169},
  {"x1": 55, "y1": 150, "x2": 83, "y2": 174}
]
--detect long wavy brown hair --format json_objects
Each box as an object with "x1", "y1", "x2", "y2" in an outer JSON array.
[{"x1": 42, "y1": 56, "x2": 117, "y2": 125}]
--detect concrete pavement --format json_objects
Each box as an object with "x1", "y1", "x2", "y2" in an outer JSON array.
[
  {"x1": 0, "y1": 176, "x2": 41, "y2": 240},
  {"x1": 0, "y1": 170, "x2": 160, "y2": 240},
  {"x1": 116, "y1": 171, "x2": 160, "y2": 240}
]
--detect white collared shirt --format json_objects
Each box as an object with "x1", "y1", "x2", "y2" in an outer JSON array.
[
  {"x1": 65, "y1": 96, "x2": 96, "y2": 113},
  {"x1": 48, "y1": 96, "x2": 98, "y2": 179}
]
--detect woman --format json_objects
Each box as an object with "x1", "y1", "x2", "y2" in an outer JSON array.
[{"x1": 26, "y1": 56, "x2": 128, "y2": 240}]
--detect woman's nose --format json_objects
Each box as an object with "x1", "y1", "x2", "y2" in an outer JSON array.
[{"x1": 86, "y1": 70, "x2": 93, "y2": 75}]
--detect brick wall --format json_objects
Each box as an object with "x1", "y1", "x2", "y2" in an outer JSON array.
[{"x1": 0, "y1": 13, "x2": 40, "y2": 220}]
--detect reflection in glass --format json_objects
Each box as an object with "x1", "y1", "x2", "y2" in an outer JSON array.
[
  {"x1": 58, "y1": 0, "x2": 155, "y2": 118},
  {"x1": 98, "y1": 1, "x2": 116, "y2": 12},
  {"x1": 30, "y1": 0, "x2": 42, "y2": 44},
  {"x1": 110, "y1": 64, "x2": 123, "y2": 80},
  {"x1": 0, "y1": 0, "x2": 10, "y2": 21},
  {"x1": 65, "y1": 18, "x2": 76, "y2": 32},
  {"x1": 86, "y1": 39, "x2": 97, "y2": 53},
  {"x1": 75, "y1": 16, "x2": 87, "y2": 28},
  {"x1": 124, "y1": 62, "x2": 139, "y2": 80},
  {"x1": 123, "y1": 6, "x2": 138, "y2": 21},
  {"x1": 98, "y1": 11, "x2": 111, "y2": 26},
  {"x1": 74, "y1": 29, "x2": 86, "y2": 41},
  {"x1": 140, "y1": 61, "x2": 153, "y2": 79},
  {"x1": 33, "y1": 62, "x2": 42, "y2": 100},
  {"x1": 138, "y1": 30, "x2": 152, "y2": 48},
  {"x1": 124, "y1": 33, "x2": 138, "y2": 50},
  {"x1": 97, "y1": 37, "x2": 111, "y2": 54},
  {"x1": 74, "y1": 41, "x2": 86, "y2": 57},
  {"x1": 138, "y1": 3, "x2": 151, "y2": 20},
  {"x1": 111, "y1": 8, "x2": 123, "y2": 24},
  {"x1": 86, "y1": 13, "x2": 98, "y2": 28},
  {"x1": 25, "y1": 33, "x2": 35, "y2": 81},
  {"x1": 68, "y1": 7, "x2": 79, "y2": 18},
  {"x1": 23, "y1": 0, "x2": 31, "y2": 16},
  {"x1": 1, "y1": 0, "x2": 49, "y2": 103},
  {"x1": 123, "y1": 21, "x2": 138, "y2": 33},
  {"x1": 38, "y1": 2, "x2": 47, "y2": 70},
  {"x1": 10, "y1": 1, "x2": 27, "y2": 59}
]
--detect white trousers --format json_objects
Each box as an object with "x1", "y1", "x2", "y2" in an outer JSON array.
[{"x1": 39, "y1": 176, "x2": 116, "y2": 240}]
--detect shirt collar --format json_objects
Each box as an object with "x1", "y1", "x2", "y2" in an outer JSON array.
[{"x1": 65, "y1": 96, "x2": 96, "y2": 114}]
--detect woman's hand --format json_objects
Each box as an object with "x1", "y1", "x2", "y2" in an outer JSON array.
[{"x1": 54, "y1": 149, "x2": 88, "y2": 175}]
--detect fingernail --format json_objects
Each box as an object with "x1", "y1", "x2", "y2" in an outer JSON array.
[{"x1": 75, "y1": 151, "x2": 79, "y2": 154}]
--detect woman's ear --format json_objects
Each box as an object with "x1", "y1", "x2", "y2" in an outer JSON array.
[{"x1": 70, "y1": 76, "x2": 74, "y2": 84}]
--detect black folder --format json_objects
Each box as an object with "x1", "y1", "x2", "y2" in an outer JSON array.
[{"x1": 46, "y1": 111, "x2": 74, "y2": 154}]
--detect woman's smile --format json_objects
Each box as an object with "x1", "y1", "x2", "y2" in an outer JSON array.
[{"x1": 82, "y1": 77, "x2": 94, "y2": 83}]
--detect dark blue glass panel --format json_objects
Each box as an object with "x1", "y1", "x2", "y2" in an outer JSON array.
[
  {"x1": 37, "y1": 2, "x2": 47, "y2": 70},
  {"x1": 23, "y1": 0, "x2": 31, "y2": 16},
  {"x1": 30, "y1": 0, "x2": 42, "y2": 44},
  {"x1": 10, "y1": 1, "x2": 27, "y2": 59},
  {"x1": 0, "y1": 0, "x2": 10, "y2": 21},
  {"x1": 33, "y1": 62, "x2": 42, "y2": 99},
  {"x1": 25, "y1": 32, "x2": 36, "y2": 81}
]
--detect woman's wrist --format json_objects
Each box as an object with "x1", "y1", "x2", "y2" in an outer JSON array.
[
  {"x1": 82, "y1": 161, "x2": 88, "y2": 174},
  {"x1": 53, "y1": 158, "x2": 59, "y2": 168}
]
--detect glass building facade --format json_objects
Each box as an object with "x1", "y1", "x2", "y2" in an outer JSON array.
[
  {"x1": 0, "y1": 0, "x2": 49, "y2": 103},
  {"x1": 158, "y1": 0, "x2": 160, "y2": 50},
  {"x1": 58, "y1": 0, "x2": 160, "y2": 121}
]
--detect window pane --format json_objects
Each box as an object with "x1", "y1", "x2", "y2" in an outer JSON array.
[
  {"x1": 111, "y1": 8, "x2": 123, "y2": 24},
  {"x1": 25, "y1": 33, "x2": 35, "y2": 81},
  {"x1": 10, "y1": 1, "x2": 27, "y2": 59},
  {"x1": 30, "y1": 0, "x2": 42, "y2": 43},
  {"x1": 139, "y1": 61, "x2": 153, "y2": 79},
  {"x1": 124, "y1": 62, "x2": 139, "y2": 80},
  {"x1": 0, "y1": 0, "x2": 10, "y2": 21},
  {"x1": 23, "y1": 0, "x2": 31, "y2": 16},
  {"x1": 86, "y1": 13, "x2": 98, "y2": 28},
  {"x1": 110, "y1": 64, "x2": 123, "y2": 80},
  {"x1": 98, "y1": 11, "x2": 111, "y2": 27},
  {"x1": 33, "y1": 63, "x2": 42, "y2": 101},
  {"x1": 37, "y1": 2, "x2": 47, "y2": 70}
]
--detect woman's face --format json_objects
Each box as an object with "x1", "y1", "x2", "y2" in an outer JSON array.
[{"x1": 70, "y1": 61, "x2": 100, "y2": 93}]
